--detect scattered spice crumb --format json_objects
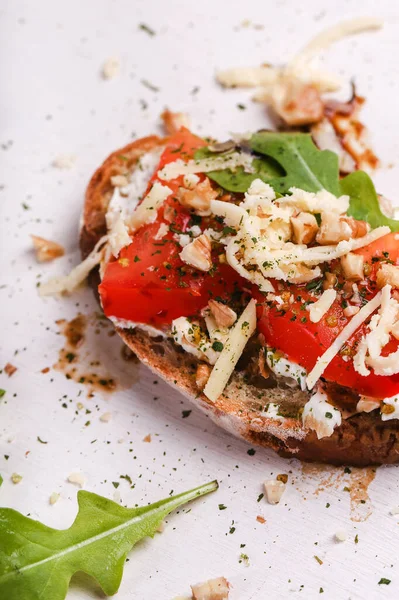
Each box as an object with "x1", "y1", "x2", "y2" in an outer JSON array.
[
  {"x1": 256, "y1": 515, "x2": 266, "y2": 524},
  {"x1": 102, "y1": 57, "x2": 120, "y2": 80},
  {"x1": 277, "y1": 473, "x2": 288, "y2": 484},
  {"x1": 314, "y1": 555, "x2": 323, "y2": 565},
  {"x1": 41, "y1": 367, "x2": 50, "y2": 374},
  {"x1": 100, "y1": 412, "x2": 112, "y2": 423},
  {"x1": 138, "y1": 22, "x2": 155, "y2": 36},
  {"x1": 143, "y1": 434, "x2": 151, "y2": 443},
  {"x1": 37, "y1": 436, "x2": 48, "y2": 444},
  {"x1": 52, "y1": 154, "x2": 76, "y2": 169},
  {"x1": 182, "y1": 410, "x2": 192, "y2": 419},
  {"x1": 141, "y1": 78, "x2": 160, "y2": 92},
  {"x1": 0, "y1": 389, "x2": 6, "y2": 399},
  {"x1": 4, "y1": 363, "x2": 17, "y2": 377},
  {"x1": 31, "y1": 235, "x2": 64, "y2": 262},
  {"x1": 11, "y1": 473, "x2": 22, "y2": 484},
  {"x1": 335, "y1": 530, "x2": 347, "y2": 542},
  {"x1": 354, "y1": 534, "x2": 359, "y2": 544},
  {"x1": 378, "y1": 578, "x2": 391, "y2": 585},
  {"x1": 247, "y1": 448, "x2": 256, "y2": 456},
  {"x1": 239, "y1": 553, "x2": 249, "y2": 566},
  {"x1": 67, "y1": 472, "x2": 85, "y2": 487},
  {"x1": 49, "y1": 492, "x2": 60, "y2": 505}
]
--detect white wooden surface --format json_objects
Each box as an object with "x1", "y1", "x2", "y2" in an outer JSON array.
[{"x1": 1, "y1": 1, "x2": 399, "y2": 598}]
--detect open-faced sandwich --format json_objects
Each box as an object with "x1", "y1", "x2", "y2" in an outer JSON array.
[
  {"x1": 40, "y1": 18, "x2": 399, "y2": 466},
  {"x1": 40, "y1": 117, "x2": 399, "y2": 466}
]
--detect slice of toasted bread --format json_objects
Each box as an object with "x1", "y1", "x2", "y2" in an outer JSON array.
[{"x1": 80, "y1": 135, "x2": 399, "y2": 466}]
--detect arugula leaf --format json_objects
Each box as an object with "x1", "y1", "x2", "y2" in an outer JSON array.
[
  {"x1": 249, "y1": 132, "x2": 341, "y2": 196},
  {"x1": 195, "y1": 147, "x2": 283, "y2": 193},
  {"x1": 198, "y1": 133, "x2": 340, "y2": 195},
  {"x1": 341, "y1": 170, "x2": 399, "y2": 232},
  {"x1": 0, "y1": 480, "x2": 218, "y2": 600}
]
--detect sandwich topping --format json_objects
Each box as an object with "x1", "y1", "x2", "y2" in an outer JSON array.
[{"x1": 42, "y1": 124, "x2": 399, "y2": 440}]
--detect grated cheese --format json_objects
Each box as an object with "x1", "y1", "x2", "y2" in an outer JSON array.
[
  {"x1": 306, "y1": 292, "x2": 383, "y2": 389},
  {"x1": 157, "y1": 152, "x2": 254, "y2": 181},
  {"x1": 129, "y1": 182, "x2": 172, "y2": 231},
  {"x1": 39, "y1": 235, "x2": 108, "y2": 296},
  {"x1": 307, "y1": 289, "x2": 337, "y2": 323},
  {"x1": 203, "y1": 299, "x2": 257, "y2": 402},
  {"x1": 302, "y1": 389, "x2": 342, "y2": 438}
]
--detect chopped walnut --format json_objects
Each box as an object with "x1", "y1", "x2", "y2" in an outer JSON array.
[
  {"x1": 4, "y1": 363, "x2": 17, "y2": 377},
  {"x1": 291, "y1": 212, "x2": 318, "y2": 245},
  {"x1": 196, "y1": 363, "x2": 211, "y2": 390},
  {"x1": 340, "y1": 252, "x2": 364, "y2": 281},
  {"x1": 376, "y1": 263, "x2": 399, "y2": 290},
  {"x1": 263, "y1": 479, "x2": 286, "y2": 504},
  {"x1": 31, "y1": 235, "x2": 65, "y2": 262},
  {"x1": 323, "y1": 272, "x2": 337, "y2": 290},
  {"x1": 177, "y1": 179, "x2": 217, "y2": 216},
  {"x1": 161, "y1": 109, "x2": 191, "y2": 134},
  {"x1": 180, "y1": 234, "x2": 212, "y2": 272},
  {"x1": 273, "y1": 81, "x2": 324, "y2": 126},
  {"x1": 343, "y1": 305, "x2": 360, "y2": 318},
  {"x1": 258, "y1": 348, "x2": 269, "y2": 379},
  {"x1": 191, "y1": 576, "x2": 230, "y2": 600},
  {"x1": 208, "y1": 300, "x2": 237, "y2": 328},
  {"x1": 316, "y1": 215, "x2": 368, "y2": 245}
]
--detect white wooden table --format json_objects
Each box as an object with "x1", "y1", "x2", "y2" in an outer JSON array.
[{"x1": 1, "y1": 1, "x2": 399, "y2": 598}]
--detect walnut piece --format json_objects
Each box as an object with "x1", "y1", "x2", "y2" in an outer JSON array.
[
  {"x1": 31, "y1": 235, "x2": 65, "y2": 262},
  {"x1": 177, "y1": 179, "x2": 217, "y2": 216},
  {"x1": 4, "y1": 363, "x2": 17, "y2": 377},
  {"x1": 263, "y1": 479, "x2": 286, "y2": 504},
  {"x1": 208, "y1": 300, "x2": 237, "y2": 328},
  {"x1": 290, "y1": 212, "x2": 318, "y2": 245},
  {"x1": 196, "y1": 363, "x2": 211, "y2": 390},
  {"x1": 161, "y1": 109, "x2": 191, "y2": 134},
  {"x1": 323, "y1": 272, "x2": 337, "y2": 290},
  {"x1": 340, "y1": 252, "x2": 364, "y2": 281},
  {"x1": 376, "y1": 263, "x2": 399, "y2": 290},
  {"x1": 180, "y1": 234, "x2": 212, "y2": 272},
  {"x1": 316, "y1": 215, "x2": 369, "y2": 245},
  {"x1": 274, "y1": 81, "x2": 324, "y2": 126},
  {"x1": 191, "y1": 576, "x2": 230, "y2": 600}
]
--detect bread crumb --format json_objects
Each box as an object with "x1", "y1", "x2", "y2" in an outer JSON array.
[
  {"x1": 41, "y1": 367, "x2": 50, "y2": 374},
  {"x1": 49, "y1": 492, "x2": 60, "y2": 505},
  {"x1": 102, "y1": 57, "x2": 120, "y2": 79},
  {"x1": 335, "y1": 530, "x2": 347, "y2": 542},
  {"x1": 31, "y1": 235, "x2": 65, "y2": 262},
  {"x1": 256, "y1": 515, "x2": 266, "y2": 524},
  {"x1": 390, "y1": 506, "x2": 399, "y2": 515},
  {"x1": 100, "y1": 412, "x2": 112, "y2": 423},
  {"x1": 143, "y1": 434, "x2": 151, "y2": 443},
  {"x1": 11, "y1": 473, "x2": 22, "y2": 484},
  {"x1": 53, "y1": 154, "x2": 76, "y2": 169},
  {"x1": 67, "y1": 472, "x2": 85, "y2": 487},
  {"x1": 191, "y1": 576, "x2": 230, "y2": 599},
  {"x1": 4, "y1": 363, "x2": 17, "y2": 377}
]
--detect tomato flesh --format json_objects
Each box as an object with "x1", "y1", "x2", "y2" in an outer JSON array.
[
  {"x1": 257, "y1": 233, "x2": 399, "y2": 399},
  {"x1": 99, "y1": 129, "x2": 243, "y2": 325},
  {"x1": 99, "y1": 125, "x2": 399, "y2": 399}
]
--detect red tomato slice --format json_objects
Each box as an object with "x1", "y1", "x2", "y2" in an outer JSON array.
[
  {"x1": 257, "y1": 233, "x2": 399, "y2": 399},
  {"x1": 99, "y1": 129, "x2": 243, "y2": 325}
]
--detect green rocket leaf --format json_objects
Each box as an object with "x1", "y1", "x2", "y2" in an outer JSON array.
[
  {"x1": 0, "y1": 480, "x2": 218, "y2": 600},
  {"x1": 249, "y1": 132, "x2": 341, "y2": 195},
  {"x1": 341, "y1": 170, "x2": 399, "y2": 232},
  {"x1": 200, "y1": 132, "x2": 340, "y2": 196}
]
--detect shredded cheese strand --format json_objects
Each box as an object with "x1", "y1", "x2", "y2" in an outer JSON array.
[
  {"x1": 204, "y1": 298, "x2": 257, "y2": 402},
  {"x1": 39, "y1": 236, "x2": 108, "y2": 296},
  {"x1": 306, "y1": 292, "x2": 382, "y2": 390},
  {"x1": 291, "y1": 17, "x2": 383, "y2": 67}
]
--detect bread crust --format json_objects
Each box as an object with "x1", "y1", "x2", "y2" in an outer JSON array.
[{"x1": 80, "y1": 136, "x2": 399, "y2": 466}]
